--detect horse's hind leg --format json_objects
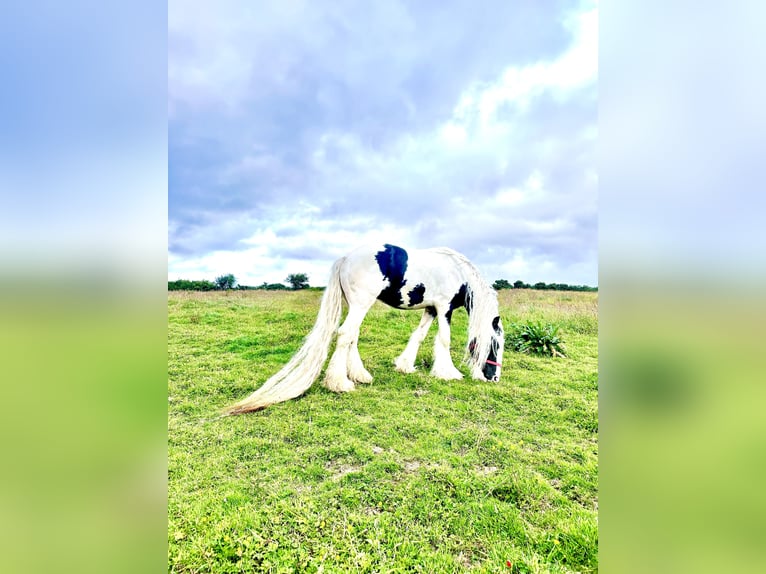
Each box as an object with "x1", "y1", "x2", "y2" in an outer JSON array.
[
  {"x1": 394, "y1": 308, "x2": 435, "y2": 373},
  {"x1": 324, "y1": 303, "x2": 373, "y2": 392},
  {"x1": 347, "y1": 335, "x2": 373, "y2": 383}
]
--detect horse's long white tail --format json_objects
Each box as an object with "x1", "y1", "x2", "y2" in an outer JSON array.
[{"x1": 224, "y1": 258, "x2": 346, "y2": 415}]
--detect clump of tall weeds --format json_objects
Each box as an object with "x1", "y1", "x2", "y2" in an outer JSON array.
[{"x1": 507, "y1": 321, "x2": 567, "y2": 357}]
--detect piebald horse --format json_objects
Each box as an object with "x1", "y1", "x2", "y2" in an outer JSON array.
[{"x1": 226, "y1": 244, "x2": 504, "y2": 414}]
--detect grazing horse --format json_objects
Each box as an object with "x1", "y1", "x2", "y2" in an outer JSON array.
[{"x1": 225, "y1": 244, "x2": 504, "y2": 415}]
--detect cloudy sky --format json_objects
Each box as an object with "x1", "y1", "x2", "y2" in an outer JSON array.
[{"x1": 169, "y1": 0, "x2": 597, "y2": 288}]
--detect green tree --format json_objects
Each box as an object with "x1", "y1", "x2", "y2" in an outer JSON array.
[
  {"x1": 215, "y1": 274, "x2": 237, "y2": 290},
  {"x1": 492, "y1": 279, "x2": 512, "y2": 290},
  {"x1": 286, "y1": 273, "x2": 310, "y2": 290},
  {"x1": 513, "y1": 280, "x2": 528, "y2": 289}
]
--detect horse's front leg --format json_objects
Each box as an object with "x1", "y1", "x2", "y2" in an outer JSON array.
[{"x1": 430, "y1": 312, "x2": 464, "y2": 380}]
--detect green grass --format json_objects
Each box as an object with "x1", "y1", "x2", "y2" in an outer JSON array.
[{"x1": 169, "y1": 289, "x2": 598, "y2": 573}]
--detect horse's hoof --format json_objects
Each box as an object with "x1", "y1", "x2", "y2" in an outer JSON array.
[
  {"x1": 394, "y1": 363, "x2": 416, "y2": 374},
  {"x1": 430, "y1": 367, "x2": 464, "y2": 381},
  {"x1": 323, "y1": 376, "x2": 356, "y2": 393},
  {"x1": 351, "y1": 370, "x2": 373, "y2": 384}
]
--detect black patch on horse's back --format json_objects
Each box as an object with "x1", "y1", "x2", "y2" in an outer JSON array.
[
  {"x1": 407, "y1": 283, "x2": 426, "y2": 306},
  {"x1": 375, "y1": 244, "x2": 408, "y2": 308},
  {"x1": 445, "y1": 283, "x2": 469, "y2": 323}
]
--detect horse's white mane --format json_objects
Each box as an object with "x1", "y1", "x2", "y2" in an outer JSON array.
[{"x1": 428, "y1": 247, "x2": 502, "y2": 374}]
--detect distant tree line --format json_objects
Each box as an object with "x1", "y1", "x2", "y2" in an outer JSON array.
[
  {"x1": 167, "y1": 279, "x2": 218, "y2": 291},
  {"x1": 168, "y1": 274, "x2": 596, "y2": 293},
  {"x1": 492, "y1": 279, "x2": 597, "y2": 292},
  {"x1": 168, "y1": 273, "x2": 312, "y2": 291}
]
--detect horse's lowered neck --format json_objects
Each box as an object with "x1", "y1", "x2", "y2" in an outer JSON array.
[{"x1": 451, "y1": 282, "x2": 472, "y2": 312}]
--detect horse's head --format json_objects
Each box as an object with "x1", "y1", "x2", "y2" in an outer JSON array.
[{"x1": 469, "y1": 316, "x2": 504, "y2": 382}]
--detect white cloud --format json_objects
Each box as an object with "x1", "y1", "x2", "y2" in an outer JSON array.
[
  {"x1": 168, "y1": 219, "x2": 419, "y2": 286},
  {"x1": 449, "y1": 3, "x2": 597, "y2": 132},
  {"x1": 305, "y1": 2, "x2": 597, "y2": 198},
  {"x1": 495, "y1": 170, "x2": 546, "y2": 206},
  {"x1": 169, "y1": 1, "x2": 599, "y2": 286},
  {"x1": 440, "y1": 122, "x2": 468, "y2": 146}
]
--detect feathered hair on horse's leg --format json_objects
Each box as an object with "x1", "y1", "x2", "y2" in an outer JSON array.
[{"x1": 223, "y1": 257, "x2": 346, "y2": 415}]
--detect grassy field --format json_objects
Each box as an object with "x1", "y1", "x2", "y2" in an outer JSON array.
[{"x1": 168, "y1": 289, "x2": 598, "y2": 573}]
